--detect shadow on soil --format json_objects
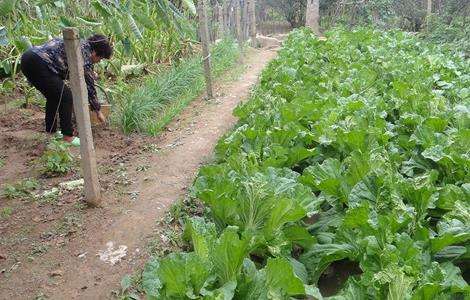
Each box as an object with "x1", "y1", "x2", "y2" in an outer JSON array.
[{"x1": 318, "y1": 259, "x2": 362, "y2": 297}]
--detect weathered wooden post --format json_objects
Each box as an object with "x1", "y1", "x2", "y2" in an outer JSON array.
[
  {"x1": 62, "y1": 28, "x2": 101, "y2": 206},
  {"x1": 235, "y1": 2, "x2": 243, "y2": 48},
  {"x1": 243, "y1": 0, "x2": 249, "y2": 40},
  {"x1": 210, "y1": 4, "x2": 217, "y2": 42},
  {"x1": 222, "y1": 1, "x2": 229, "y2": 35},
  {"x1": 234, "y1": 1, "x2": 244, "y2": 63},
  {"x1": 197, "y1": 0, "x2": 213, "y2": 99},
  {"x1": 248, "y1": 0, "x2": 257, "y2": 47},
  {"x1": 227, "y1": 5, "x2": 233, "y2": 35},
  {"x1": 231, "y1": 5, "x2": 237, "y2": 36},
  {"x1": 216, "y1": 3, "x2": 224, "y2": 39}
]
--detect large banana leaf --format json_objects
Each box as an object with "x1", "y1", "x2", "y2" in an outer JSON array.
[
  {"x1": 91, "y1": 0, "x2": 112, "y2": 18},
  {"x1": 181, "y1": 0, "x2": 196, "y2": 15},
  {"x1": 13, "y1": 36, "x2": 32, "y2": 52},
  {"x1": 0, "y1": 27, "x2": 8, "y2": 46},
  {"x1": 127, "y1": 14, "x2": 142, "y2": 39},
  {"x1": 0, "y1": 0, "x2": 196, "y2": 77},
  {"x1": 133, "y1": 13, "x2": 155, "y2": 30}
]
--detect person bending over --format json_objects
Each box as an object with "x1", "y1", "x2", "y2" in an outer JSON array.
[{"x1": 20, "y1": 34, "x2": 112, "y2": 146}]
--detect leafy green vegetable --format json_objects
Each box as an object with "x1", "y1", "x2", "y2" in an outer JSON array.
[
  {"x1": 40, "y1": 139, "x2": 74, "y2": 175},
  {"x1": 141, "y1": 27, "x2": 470, "y2": 299}
]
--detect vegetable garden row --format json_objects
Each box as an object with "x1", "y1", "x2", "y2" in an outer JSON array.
[{"x1": 141, "y1": 28, "x2": 469, "y2": 299}]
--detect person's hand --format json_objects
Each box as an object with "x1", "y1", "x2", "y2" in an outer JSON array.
[{"x1": 96, "y1": 111, "x2": 106, "y2": 123}]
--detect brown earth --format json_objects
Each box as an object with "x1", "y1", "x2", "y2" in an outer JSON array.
[{"x1": 0, "y1": 47, "x2": 278, "y2": 299}]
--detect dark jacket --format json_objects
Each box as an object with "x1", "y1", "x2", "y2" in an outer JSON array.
[{"x1": 31, "y1": 38, "x2": 100, "y2": 111}]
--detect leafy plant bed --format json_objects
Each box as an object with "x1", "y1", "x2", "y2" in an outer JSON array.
[
  {"x1": 139, "y1": 28, "x2": 469, "y2": 299},
  {"x1": 113, "y1": 37, "x2": 242, "y2": 135}
]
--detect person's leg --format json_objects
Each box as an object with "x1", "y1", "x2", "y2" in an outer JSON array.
[
  {"x1": 58, "y1": 85, "x2": 74, "y2": 137},
  {"x1": 21, "y1": 51, "x2": 60, "y2": 134},
  {"x1": 21, "y1": 51, "x2": 76, "y2": 143},
  {"x1": 44, "y1": 90, "x2": 59, "y2": 134}
]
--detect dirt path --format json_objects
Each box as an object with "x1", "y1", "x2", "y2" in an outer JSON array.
[{"x1": 0, "y1": 47, "x2": 277, "y2": 299}]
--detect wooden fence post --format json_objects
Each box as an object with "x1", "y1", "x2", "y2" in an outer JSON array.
[
  {"x1": 210, "y1": 4, "x2": 217, "y2": 42},
  {"x1": 197, "y1": 0, "x2": 213, "y2": 99},
  {"x1": 216, "y1": 3, "x2": 224, "y2": 39},
  {"x1": 235, "y1": 2, "x2": 243, "y2": 47},
  {"x1": 62, "y1": 28, "x2": 101, "y2": 206},
  {"x1": 243, "y1": 1, "x2": 249, "y2": 40},
  {"x1": 248, "y1": 0, "x2": 257, "y2": 47},
  {"x1": 222, "y1": 2, "x2": 229, "y2": 35},
  {"x1": 227, "y1": 5, "x2": 233, "y2": 35},
  {"x1": 231, "y1": 5, "x2": 236, "y2": 35}
]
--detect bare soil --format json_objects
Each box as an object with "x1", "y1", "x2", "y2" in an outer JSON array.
[
  {"x1": 0, "y1": 47, "x2": 277, "y2": 299},
  {"x1": 318, "y1": 260, "x2": 362, "y2": 296}
]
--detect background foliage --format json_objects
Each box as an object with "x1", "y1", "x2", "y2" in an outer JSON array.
[
  {"x1": 263, "y1": 0, "x2": 469, "y2": 32},
  {"x1": 0, "y1": 0, "x2": 197, "y2": 81}
]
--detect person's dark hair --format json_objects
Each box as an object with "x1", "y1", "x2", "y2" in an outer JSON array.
[{"x1": 87, "y1": 34, "x2": 113, "y2": 59}]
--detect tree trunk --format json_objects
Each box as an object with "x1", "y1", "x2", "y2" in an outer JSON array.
[
  {"x1": 305, "y1": 0, "x2": 320, "y2": 35},
  {"x1": 258, "y1": 0, "x2": 266, "y2": 22},
  {"x1": 248, "y1": 0, "x2": 257, "y2": 47},
  {"x1": 217, "y1": 3, "x2": 224, "y2": 38},
  {"x1": 242, "y1": 1, "x2": 248, "y2": 40},
  {"x1": 197, "y1": 0, "x2": 213, "y2": 99},
  {"x1": 427, "y1": 0, "x2": 432, "y2": 18},
  {"x1": 222, "y1": 2, "x2": 229, "y2": 34},
  {"x1": 235, "y1": 2, "x2": 242, "y2": 48}
]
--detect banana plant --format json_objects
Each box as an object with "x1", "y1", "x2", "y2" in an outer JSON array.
[{"x1": 0, "y1": 0, "x2": 197, "y2": 79}]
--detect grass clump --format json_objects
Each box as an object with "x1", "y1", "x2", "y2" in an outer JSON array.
[
  {"x1": 114, "y1": 37, "x2": 241, "y2": 135},
  {"x1": 1, "y1": 207, "x2": 13, "y2": 219}
]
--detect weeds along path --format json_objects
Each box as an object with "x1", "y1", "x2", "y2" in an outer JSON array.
[{"x1": 0, "y1": 47, "x2": 278, "y2": 299}]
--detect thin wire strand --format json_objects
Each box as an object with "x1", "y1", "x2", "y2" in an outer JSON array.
[{"x1": 49, "y1": 70, "x2": 69, "y2": 135}]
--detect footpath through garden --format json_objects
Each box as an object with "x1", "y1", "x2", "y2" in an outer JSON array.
[{"x1": 0, "y1": 46, "x2": 278, "y2": 299}]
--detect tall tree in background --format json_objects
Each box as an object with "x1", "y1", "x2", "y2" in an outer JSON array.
[
  {"x1": 426, "y1": 0, "x2": 433, "y2": 29},
  {"x1": 265, "y1": 0, "x2": 305, "y2": 28},
  {"x1": 248, "y1": 0, "x2": 257, "y2": 45},
  {"x1": 261, "y1": 0, "x2": 468, "y2": 32},
  {"x1": 305, "y1": 0, "x2": 320, "y2": 35},
  {"x1": 427, "y1": 0, "x2": 433, "y2": 17}
]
